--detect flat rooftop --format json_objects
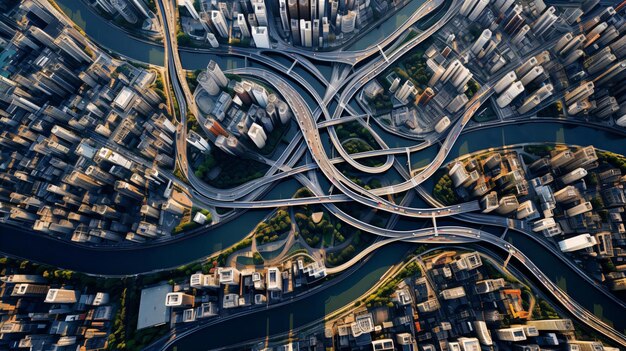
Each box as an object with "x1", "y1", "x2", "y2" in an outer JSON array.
[{"x1": 137, "y1": 283, "x2": 172, "y2": 330}]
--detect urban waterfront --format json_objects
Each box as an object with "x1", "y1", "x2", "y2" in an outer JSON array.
[
  {"x1": 1, "y1": 122, "x2": 625, "y2": 331},
  {"x1": 2, "y1": 0, "x2": 626, "y2": 350}
]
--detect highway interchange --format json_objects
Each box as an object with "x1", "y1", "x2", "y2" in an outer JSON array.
[
  {"x1": 22, "y1": 0, "x2": 626, "y2": 347},
  {"x1": 145, "y1": 0, "x2": 626, "y2": 346}
]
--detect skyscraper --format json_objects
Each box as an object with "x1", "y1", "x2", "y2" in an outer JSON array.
[
  {"x1": 251, "y1": 26, "x2": 271, "y2": 48},
  {"x1": 207, "y1": 60, "x2": 228, "y2": 87},
  {"x1": 237, "y1": 13, "x2": 250, "y2": 38},
  {"x1": 210, "y1": 10, "x2": 229, "y2": 38}
]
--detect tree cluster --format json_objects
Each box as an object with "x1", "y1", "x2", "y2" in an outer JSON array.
[
  {"x1": 255, "y1": 208, "x2": 291, "y2": 244},
  {"x1": 433, "y1": 174, "x2": 459, "y2": 205}
]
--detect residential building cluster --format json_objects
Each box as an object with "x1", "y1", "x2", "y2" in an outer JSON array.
[
  {"x1": 0, "y1": 1, "x2": 190, "y2": 244},
  {"x1": 402, "y1": 251, "x2": 618, "y2": 351},
  {"x1": 149, "y1": 258, "x2": 326, "y2": 325},
  {"x1": 193, "y1": 60, "x2": 293, "y2": 154},
  {"x1": 445, "y1": 144, "x2": 626, "y2": 290},
  {"x1": 252, "y1": 251, "x2": 619, "y2": 351},
  {"x1": 0, "y1": 273, "x2": 114, "y2": 350},
  {"x1": 93, "y1": 0, "x2": 161, "y2": 33},
  {"x1": 447, "y1": 149, "x2": 531, "y2": 217},
  {"x1": 177, "y1": 0, "x2": 390, "y2": 49}
]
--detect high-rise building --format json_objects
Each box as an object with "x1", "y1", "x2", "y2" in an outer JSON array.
[
  {"x1": 511, "y1": 24, "x2": 530, "y2": 45},
  {"x1": 434, "y1": 115, "x2": 450, "y2": 133},
  {"x1": 554, "y1": 186, "x2": 579, "y2": 204},
  {"x1": 218, "y1": 267, "x2": 241, "y2": 285},
  {"x1": 560, "y1": 168, "x2": 588, "y2": 185},
  {"x1": 496, "y1": 195, "x2": 519, "y2": 214},
  {"x1": 532, "y1": 218, "x2": 557, "y2": 232},
  {"x1": 520, "y1": 66, "x2": 544, "y2": 86},
  {"x1": 111, "y1": 0, "x2": 138, "y2": 24},
  {"x1": 565, "y1": 81, "x2": 595, "y2": 105},
  {"x1": 330, "y1": 0, "x2": 338, "y2": 22},
  {"x1": 11, "y1": 283, "x2": 49, "y2": 297},
  {"x1": 418, "y1": 87, "x2": 435, "y2": 105},
  {"x1": 266, "y1": 267, "x2": 283, "y2": 291},
  {"x1": 237, "y1": 13, "x2": 250, "y2": 38},
  {"x1": 496, "y1": 81, "x2": 524, "y2": 108},
  {"x1": 210, "y1": 10, "x2": 229, "y2": 38},
  {"x1": 533, "y1": 6, "x2": 557, "y2": 37},
  {"x1": 277, "y1": 101, "x2": 292, "y2": 123},
  {"x1": 341, "y1": 11, "x2": 356, "y2": 33},
  {"x1": 310, "y1": 0, "x2": 317, "y2": 20},
  {"x1": 516, "y1": 57, "x2": 539, "y2": 77},
  {"x1": 318, "y1": 0, "x2": 326, "y2": 19},
  {"x1": 251, "y1": 85, "x2": 269, "y2": 106},
  {"x1": 449, "y1": 162, "x2": 470, "y2": 187},
  {"x1": 290, "y1": 19, "x2": 301, "y2": 45},
  {"x1": 115, "y1": 180, "x2": 144, "y2": 200},
  {"x1": 555, "y1": 32, "x2": 574, "y2": 52},
  {"x1": 468, "y1": 0, "x2": 489, "y2": 21},
  {"x1": 253, "y1": 0, "x2": 268, "y2": 26},
  {"x1": 251, "y1": 26, "x2": 271, "y2": 48},
  {"x1": 180, "y1": 0, "x2": 201, "y2": 20},
  {"x1": 490, "y1": 55, "x2": 506, "y2": 73},
  {"x1": 517, "y1": 95, "x2": 541, "y2": 114},
  {"x1": 51, "y1": 125, "x2": 80, "y2": 144},
  {"x1": 197, "y1": 71, "x2": 220, "y2": 95},
  {"x1": 560, "y1": 34, "x2": 585, "y2": 56},
  {"x1": 481, "y1": 192, "x2": 499, "y2": 213},
  {"x1": 279, "y1": 0, "x2": 290, "y2": 32},
  {"x1": 187, "y1": 130, "x2": 211, "y2": 153},
  {"x1": 441, "y1": 60, "x2": 462, "y2": 83},
  {"x1": 566, "y1": 201, "x2": 593, "y2": 217},
  {"x1": 475, "y1": 278, "x2": 504, "y2": 294},
  {"x1": 207, "y1": 60, "x2": 228, "y2": 87},
  {"x1": 471, "y1": 29, "x2": 491, "y2": 54},
  {"x1": 207, "y1": 32, "x2": 219, "y2": 47},
  {"x1": 446, "y1": 94, "x2": 469, "y2": 113},
  {"x1": 394, "y1": 80, "x2": 415, "y2": 104},
  {"x1": 451, "y1": 67, "x2": 472, "y2": 92},
  {"x1": 247, "y1": 122, "x2": 267, "y2": 149},
  {"x1": 460, "y1": 0, "x2": 479, "y2": 17},
  {"x1": 564, "y1": 146, "x2": 597, "y2": 171},
  {"x1": 55, "y1": 35, "x2": 92, "y2": 63},
  {"x1": 312, "y1": 19, "x2": 320, "y2": 48},
  {"x1": 494, "y1": 0, "x2": 514, "y2": 14},
  {"x1": 300, "y1": 19, "x2": 312, "y2": 47},
  {"x1": 45, "y1": 288, "x2": 79, "y2": 303}
]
